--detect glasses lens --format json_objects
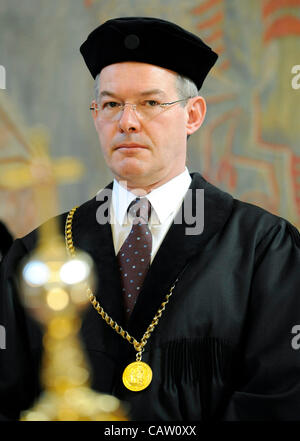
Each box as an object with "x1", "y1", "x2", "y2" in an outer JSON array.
[
  {"x1": 138, "y1": 104, "x2": 161, "y2": 120},
  {"x1": 98, "y1": 103, "x2": 122, "y2": 120},
  {"x1": 95, "y1": 102, "x2": 170, "y2": 121}
]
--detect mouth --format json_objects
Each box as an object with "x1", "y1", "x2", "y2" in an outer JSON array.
[{"x1": 114, "y1": 143, "x2": 149, "y2": 151}]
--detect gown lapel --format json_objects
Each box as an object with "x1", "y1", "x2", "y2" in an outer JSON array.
[
  {"x1": 127, "y1": 173, "x2": 234, "y2": 339},
  {"x1": 72, "y1": 181, "x2": 125, "y2": 326}
]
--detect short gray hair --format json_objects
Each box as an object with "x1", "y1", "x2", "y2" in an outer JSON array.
[
  {"x1": 175, "y1": 73, "x2": 199, "y2": 104},
  {"x1": 94, "y1": 72, "x2": 199, "y2": 103},
  {"x1": 94, "y1": 73, "x2": 101, "y2": 103}
]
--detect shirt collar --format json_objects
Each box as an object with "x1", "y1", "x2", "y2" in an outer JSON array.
[{"x1": 112, "y1": 167, "x2": 191, "y2": 225}]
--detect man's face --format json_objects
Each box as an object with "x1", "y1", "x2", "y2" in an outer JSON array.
[{"x1": 92, "y1": 62, "x2": 204, "y2": 190}]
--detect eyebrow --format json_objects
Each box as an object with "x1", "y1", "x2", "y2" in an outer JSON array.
[{"x1": 99, "y1": 89, "x2": 167, "y2": 99}]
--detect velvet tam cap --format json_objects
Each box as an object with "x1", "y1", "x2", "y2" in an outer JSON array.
[{"x1": 80, "y1": 16, "x2": 218, "y2": 90}]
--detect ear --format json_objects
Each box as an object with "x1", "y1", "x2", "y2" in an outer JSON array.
[
  {"x1": 90, "y1": 99, "x2": 99, "y2": 123},
  {"x1": 186, "y1": 96, "x2": 206, "y2": 135}
]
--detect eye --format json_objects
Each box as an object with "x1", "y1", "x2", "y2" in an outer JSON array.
[
  {"x1": 102, "y1": 101, "x2": 120, "y2": 109},
  {"x1": 144, "y1": 100, "x2": 160, "y2": 107}
]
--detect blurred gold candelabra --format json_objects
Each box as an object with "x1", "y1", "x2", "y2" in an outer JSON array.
[{"x1": 0, "y1": 122, "x2": 126, "y2": 420}]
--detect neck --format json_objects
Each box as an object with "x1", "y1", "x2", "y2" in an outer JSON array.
[{"x1": 115, "y1": 168, "x2": 186, "y2": 195}]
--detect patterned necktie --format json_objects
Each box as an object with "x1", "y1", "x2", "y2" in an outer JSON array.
[{"x1": 117, "y1": 197, "x2": 152, "y2": 320}]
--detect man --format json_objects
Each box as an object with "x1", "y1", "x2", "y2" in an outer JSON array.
[{"x1": 1, "y1": 17, "x2": 300, "y2": 421}]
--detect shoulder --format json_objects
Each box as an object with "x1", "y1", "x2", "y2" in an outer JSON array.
[
  {"x1": 192, "y1": 172, "x2": 300, "y2": 247},
  {"x1": 19, "y1": 212, "x2": 68, "y2": 253},
  {"x1": 231, "y1": 198, "x2": 300, "y2": 246},
  {"x1": 20, "y1": 188, "x2": 110, "y2": 251}
]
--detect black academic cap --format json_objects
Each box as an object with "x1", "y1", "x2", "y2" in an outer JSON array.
[{"x1": 80, "y1": 16, "x2": 218, "y2": 90}]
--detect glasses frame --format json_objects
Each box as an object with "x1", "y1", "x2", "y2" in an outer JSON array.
[{"x1": 89, "y1": 97, "x2": 191, "y2": 119}]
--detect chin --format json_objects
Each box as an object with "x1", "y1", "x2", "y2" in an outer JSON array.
[{"x1": 114, "y1": 160, "x2": 148, "y2": 179}]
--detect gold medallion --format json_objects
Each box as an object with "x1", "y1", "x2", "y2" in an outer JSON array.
[{"x1": 122, "y1": 361, "x2": 153, "y2": 392}]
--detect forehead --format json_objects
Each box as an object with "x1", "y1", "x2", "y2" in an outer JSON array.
[{"x1": 98, "y1": 61, "x2": 178, "y2": 96}]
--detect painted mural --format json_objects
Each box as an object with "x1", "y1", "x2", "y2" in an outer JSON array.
[{"x1": 0, "y1": 0, "x2": 299, "y2": 238}]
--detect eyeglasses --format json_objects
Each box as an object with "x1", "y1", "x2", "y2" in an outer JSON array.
[{"x1": 89, "y1": 97, "x2": 191, "y2": 121}]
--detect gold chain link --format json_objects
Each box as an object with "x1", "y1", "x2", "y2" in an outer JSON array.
[{"x1": 65, "y1": 206, "x2": 178, "y2": 356}]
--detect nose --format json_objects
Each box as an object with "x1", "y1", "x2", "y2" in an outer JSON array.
[{"x1": 118, "y1": 103, "x2": 141, "y2": 133}]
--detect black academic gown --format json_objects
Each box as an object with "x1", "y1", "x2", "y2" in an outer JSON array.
[
  {"x1": 1, "y1": 172, "x2": 300, "y2": 421},
  {"x1": 0, "y1": 221, "x2": 13, "y2": 264}
]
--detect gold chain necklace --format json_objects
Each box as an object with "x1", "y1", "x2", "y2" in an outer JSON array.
[{"x1": 65, "y1": 206, "x2": 178, "y2": 392}]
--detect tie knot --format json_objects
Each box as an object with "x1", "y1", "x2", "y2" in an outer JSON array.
[{"x1": 128, "y1": 197, "x2": 151, "y2": 223}]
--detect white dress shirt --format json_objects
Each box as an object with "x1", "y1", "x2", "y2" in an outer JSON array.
[{"x1": 110, "y1": 168, "x2": 192, "y2": 263}]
